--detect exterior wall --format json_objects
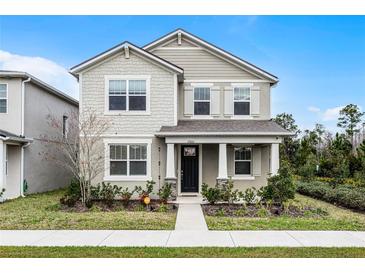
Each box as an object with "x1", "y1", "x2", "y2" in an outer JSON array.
[
  {"x1": 151, "y1": 47, "x2": 261, "y2": 80},
  {"x1": 81, "y1": 51, "x2": 175, "y2": 191},
  {"x1": 81, "y1": 51, "x2": 175, "y2": 135},
  {"x1": 178, "y1": 82, "x2": 271, "y2": 120},
  {"x1": 24, "y1": 82, "x2": 78, "y2": 193},
  {"x1": 202, "y1": 144, "x2": 270, "y2": 191},
  {"x1": 4, "y1": 144, "x2": 21, "y2": 199},
  {"x1": 0, "y1": 78, "x2": 22, "y2": 135}
]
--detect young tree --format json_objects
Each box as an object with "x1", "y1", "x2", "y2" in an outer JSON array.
[
  {"x1": 273, "y1": 113, "x2": 300, "y2": 165},
  {"x1": 337, "y1": 104, "x2": 364, "y2": 147},
  {"x1": 41, "y1": 108, "x2": 109, "y2": 206}
]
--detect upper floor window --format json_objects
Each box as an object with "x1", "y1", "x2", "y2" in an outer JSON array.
[
  {"x1": 234, "y1": 87, "x2": 250, "y2": 115},
  {"x1": 107, "y1": 78, "x2": 147, "y2": 112},
  {"x1": 194, "y1": 87, "x2": 210, "y2": 115},
  {"x1": 234, "y1": 147, "x2": 251, "y2": 175},
  {"x1": 0, "y1": 83, "x2": 8, "y2": 113}
]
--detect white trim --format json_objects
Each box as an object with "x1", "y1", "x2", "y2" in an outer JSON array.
[
  {"x1": 157, "y1": 131, "x2": 291, "y2": 136},
  {"x1": 104, "y1": 75, "x2": 151, "y2": 115},
  {"x1": 143, "y1": 30, "x2": 278, "y2": 82},
  {"x1": 152, "y1": 47, "x2": 202, "y2": 50},
  {"x1": 103, "y1": 137, "x2": 152, "y2": 182},
  {"x1": 232, "y1": 176, "x2": 255, "y2": 181},
  {"x1": 190, "y1": 83, "x2": 214, "y2": 87},
  {"x1": 101, "y1": 134, "x2": 154, "y2": 138},
  {"x1": 231, "y1": 83, "x2": 254, "y2": 87},
  {"x1": 165, "y1": 136, "x2": 283, "y2": 144},
  {"x1": 0, "y1": 82, "x2": 8, "y2": 114},
  {"x1": 185, "y1": 79, "x2": 271, "y2": 83},
  {"x1": 217, "y1": 143, "x2": 228, "y2": 179},
  {"x1": 173, "y1": 74, "x2": 178, "y2": 125},
  {"x1": 193, "y1": 86, "x2": 211, "y2": 117},
  {"x1": 233, "y1": 146, "x2": 252, "y2": 176},
  {"x1": 70, "y1": 42, "x2": 183, "y2": 74}
]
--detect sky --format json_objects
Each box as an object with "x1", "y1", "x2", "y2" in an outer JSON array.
[{"x1": 0, "y1": 16, "x2": 364, "y2": 132}]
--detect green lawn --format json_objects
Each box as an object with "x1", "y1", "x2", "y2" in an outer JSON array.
[
  {"x1": 205, "y1": 194, "x2": 365, "y2": 230},
  {"x1": 1, "y1": 246, "x2": 365, "y2": 258},
  {"x1": 0, "y1": 190, "x2": 176, "y2": 230}
]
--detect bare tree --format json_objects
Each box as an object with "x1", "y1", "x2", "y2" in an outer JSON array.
[{"x1": 41, "y1": 108, "x2": 109, "y2": 206}]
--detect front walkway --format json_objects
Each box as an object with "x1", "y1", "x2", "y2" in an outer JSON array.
[
  {"x1": 175, "y1": 204, "x2": 208, "y2": 231},
  {"x1": 1, "y1": 230, "x2": 365, "y2": 247}
]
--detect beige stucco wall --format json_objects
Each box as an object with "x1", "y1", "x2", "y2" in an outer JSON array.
[
  {"x1": 0, "y1": 78, "x2": 22, "y2": 135},
  {"x1": 24, "y1": 82, "x2": 78, "y2": 193},
  {"x1": 202, "y1": 144, "x2": 270, "y2": 191}
]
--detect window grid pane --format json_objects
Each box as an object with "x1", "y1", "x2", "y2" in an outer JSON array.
[
  {"x1": 0, "y1": 99, "x2": 6, "y2": 113},
  {"x1": 110, "y1": 145, "x2": 127, "y2": 160},
  {"x1": 130, "y1": 145, "x2": 147, "y2": 160},
  {"x1": 129, "y1": 80, "x2": 146, "y2": 95},
  {"x1": 234, "y1": 87, "x2": 250, "y2": 101},
  {"x1": 194, "y1": 87, "x2": 210, "y2": 101},
  {"x1": 0, "y1": 84, "x2": 7, "y2": 98},
  {"x1": 109, "y1": 80, "x2": 126, "y2": 95}
]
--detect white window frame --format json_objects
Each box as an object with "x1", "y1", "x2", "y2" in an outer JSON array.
[
  {"x1": 233, "y1": 146, "x2": 252, "y2": 176},
  {"x1": 104, "y1": 75, "x2": 151, "y2": 115},
  {"x1": 104, "y1": 138, "x2": 152, "y2": 181},
  {"x1": 193, "y1": 86, "x2": 211, "y2": 118},
  {"x1": 232, "y1": 86, "x2": 251, "y2": 118},
  {"x1": 0, "y1": 83, "x2": 8, "y2": 114},
  {"x1": 62, "y1": 115, "x2": 68, "y2": 138}
]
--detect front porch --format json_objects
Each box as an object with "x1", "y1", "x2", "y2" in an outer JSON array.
[{"x1": 163, "y1": 136, "x2": 281, "y2": 198}]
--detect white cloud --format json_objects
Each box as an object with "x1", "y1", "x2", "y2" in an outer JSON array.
[
  {"x1": 322, "y1": 106, "x2": 344, "y2": 121},
  {"x1": 308, "y1": 106, "x2": 321, "y2": 113},
  {"x1": 0, "y1": 50, "x2": 78, "y2": 99}
]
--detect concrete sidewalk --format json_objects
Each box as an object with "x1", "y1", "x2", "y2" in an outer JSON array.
[{"x1": 2, "y1": 230, "x2": 365, "y2": 247}]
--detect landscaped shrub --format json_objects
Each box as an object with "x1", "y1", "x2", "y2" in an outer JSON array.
[
  {"x1": 297, "y1": 180, "x2": 365, "y2": 211},
  {"x1": 259, "y1": 162, "x2": 296, "y2": 205},
  {"x1": 201, "y1": 183, "x2": 221, "y2": 204},
  {"x1": 135, "y1": 180, "x2": 156, "y2": 203},
  {"x1": 91, "y1": 182, "x2": 122, "y2": 207},
  {"x1": 158, "y1": 183, "x2": 172, "y2": 203},
  {"x1": 239, "y1": 187, "x2": 257, "y2": 205},
  {"x1": 120, "y1": 187, "x2": 136, "y2": 207},
  {"x1": 219, "y1": 177, "x2": 239, "y2": 205},
  {"x1": 60, "y1": 178, "x2": 81, "y2": 207}
]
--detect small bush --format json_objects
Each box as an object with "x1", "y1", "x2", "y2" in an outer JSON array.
[
  {"x1": 219, "y1": 177, "x2": 239, "y2": 205},
  {"x1": 158, "y1": 183, "x2": 172, "y2": 203},
  {"x1": 60, "y1": 178, "x2": 81, "y2": 207},
  {"x1": 239, "y1": 187, "x2": 257, "y2": 205},
  {"x1": 256, "y1": 207, "x2": 270, "y2": 218},
  {"x1": 201, "y1": 183, "x2": 221, "y2": 204},
  {"x1": 260, "y1": 162, "x2": 296, "y2": 205},
  {"x1": 120, "y1": 187, "x2": 136, "y2": 207},
  {"x1": 135, "y1": 180, "x2": 156, "y2": 202},
  {"x1": 157, "y1": 204, "x2": 168, "y2": 213},
  {"x1": 91, "y1": 182, "x2": 122, "y2": 207}
]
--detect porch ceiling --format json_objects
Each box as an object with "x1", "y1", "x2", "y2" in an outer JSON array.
[{"x1": 157, "y1": 119, "x2": 292, "y2": 137}]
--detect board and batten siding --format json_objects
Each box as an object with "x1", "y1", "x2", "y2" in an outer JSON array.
[
  {"x1": 81, "y1": 51, "x2": 176, "y2": 135},
  {"x1": 178, "y1": 82, "x2": 271, "y2": 120}
]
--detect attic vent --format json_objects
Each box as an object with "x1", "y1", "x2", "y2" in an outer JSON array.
[
  {"x1": 177, "y1": 32, "x2": 182, "y2": 45},
  {"x1": 124, "y1": 45, "x2": 130, "y2": 59}
]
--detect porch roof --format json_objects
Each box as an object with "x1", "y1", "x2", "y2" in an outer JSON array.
[
  {"x1": 157, "y1": 120, "x2": 292, "y2": 136},
  {"x1": 0, "y1": 129, "x2": 33, "y2": 143}
]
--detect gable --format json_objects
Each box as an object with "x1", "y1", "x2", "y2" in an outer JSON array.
[
  {"x1": 151, "y1": 40, "x2": 262, "y2": 80},
  {"x1": 144, "y1": 29, "x2": 278, "y2": 82}
]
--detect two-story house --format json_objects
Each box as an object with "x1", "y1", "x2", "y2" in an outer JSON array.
[
  {"x1": 0, "y1": 70, "x2": 79, "y2": 200},
  {"x1": 70, "y1": 29, "x2": 290, "y2": 199}
]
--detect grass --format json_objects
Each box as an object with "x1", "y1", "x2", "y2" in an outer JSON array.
[
  {"x1": 0, "y1": 190, "x2": 176, "y2": 230},
  {"x1": 205, "y1": 194, "x2": 365, "y2": 230},
  {"x1": 1, "y1": 246, "x2": 365, "y2": 258}
]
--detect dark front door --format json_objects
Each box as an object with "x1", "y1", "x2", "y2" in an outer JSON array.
[{"x1": 181, "y1": 145, "x2": 199, "y2": 193}]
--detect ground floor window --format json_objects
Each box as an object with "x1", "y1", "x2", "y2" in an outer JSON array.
[
  {"x1": 234, "y1": 146, "x2": 251, "y2": 175},
  {"x1": 109, "y1": 144, "x2": 147, "y2": 176}
]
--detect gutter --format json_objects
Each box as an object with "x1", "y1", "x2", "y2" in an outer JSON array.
[{"x1": 20, "y1": 77, "x2": 31, "y2": 197}]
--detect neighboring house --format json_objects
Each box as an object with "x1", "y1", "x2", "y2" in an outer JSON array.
[
  {"x1": 0, "y1": 71, "x2": 79, "y2": 200},
  {"x1": 70, "y1": 29, "x2": 291, "y2": 199}
]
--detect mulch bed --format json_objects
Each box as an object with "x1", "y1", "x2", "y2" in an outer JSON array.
[
  {"x1": 202, "y1": 203, "x2": 328, "y2": 218},
  {"x1": 60, "y1": 200, "x2": 178, "y2": 213}
]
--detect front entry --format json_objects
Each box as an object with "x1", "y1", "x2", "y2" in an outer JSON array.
[{"x1": 181, "y1": 145, "x2": 199, "y2": 193}]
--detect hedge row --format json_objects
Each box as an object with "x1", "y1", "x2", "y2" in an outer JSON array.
[{"x1": 296, "y1": 181, "x2": 365, "y2": 211}]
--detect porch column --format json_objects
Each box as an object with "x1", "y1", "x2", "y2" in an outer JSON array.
[
  {"x1": 0, "y1": 140, "x2": 4, "y2": 199},
  {"x1": 217, "y1": 143, "x2": 228, "y2": 184},
  {"x1": 165, "y1": 143, "x2": 177, "y2": 200},
  {"x1": 270, "y1": 143, "x2": 280, "y2": 175}
]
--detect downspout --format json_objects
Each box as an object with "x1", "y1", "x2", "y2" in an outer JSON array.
[{"x1": 20, "y1": 77, "x2": 31, "y2": 197}]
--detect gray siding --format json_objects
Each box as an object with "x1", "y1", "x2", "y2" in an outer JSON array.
[
  {"x1": 0, "y1": 78, "x2": 22, "y2": 135},
  {"x1": 24, "y1": 82, "x2": 78, "y2": 193}
]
